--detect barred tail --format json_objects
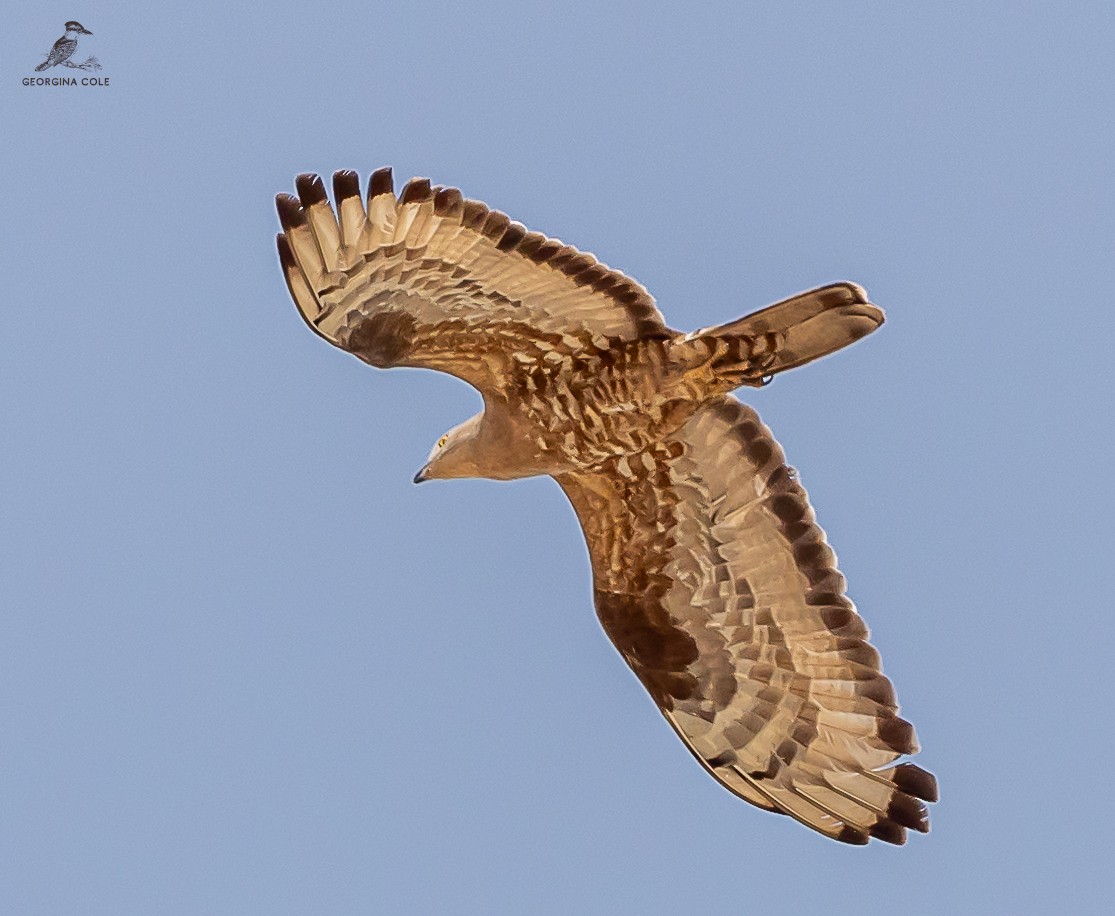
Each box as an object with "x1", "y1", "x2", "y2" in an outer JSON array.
[{"x1": 680, "y1": 283, "x2": 885, "y2": 389}]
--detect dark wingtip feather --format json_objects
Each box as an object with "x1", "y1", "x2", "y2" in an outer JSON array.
[
  {"x1": 276, "y1": 233, "x2": 296, "y2": 267},
  {"x1": 400, "y1": 177, "x2": 433, "y2": 204},
  {"x1": 434, "y1": 187, "x2": 464, "y2": 217},
  {"x1": 515, "y1": 231, "x2": 545, "y2": 258},
  {"x1": 461, "y1": 199, "x2": 489, "y2": 229},
  {"x1": 886, "y1": 793, "x2": 930, "y2": 833},
  {"x1": 836, "y1": 825, "x2": 870, "y2": 846},
  {"x1": 558, "y1": 251, "x2": 594, "y2": 279},
  {"x1": 275, "y1": 193, "x2": 306, "y2": 229},
  {"x1": 893, "y1": 763, "x2": 939, "y2": 802},
  {"x1": 868, "y1": 820, "x2": 908, "y2": 845},
  {"x1": 877, "y1": 715, "x2": 919, "y2": 755},
  {"x1": 860, "y1": 676, "x2": 898, "y2": 708},
  {"x1": 333, "y1": 169, "x2": 361, "y2": 202},
  {"x1": 481, "y1": 210, "x2": 511, "y2": 241},
  {"x1": 295, "y1": 173, "x2": 328, "y2": 207},
  {"x1": 497, "y1": 221, "x2": 527, "y2": 252},
  {"x1": 369, "y1": 167, "x2": 394, "y2": 198}
]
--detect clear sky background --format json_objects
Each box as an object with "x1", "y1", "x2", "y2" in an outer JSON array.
[{"x1": 3, "y1": 2, "x2": 1113, "y2": 913}]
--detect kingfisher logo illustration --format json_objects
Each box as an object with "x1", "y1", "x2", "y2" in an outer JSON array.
[{"x1": 23, "y1": 19, "x2": 109, "y2": 86}]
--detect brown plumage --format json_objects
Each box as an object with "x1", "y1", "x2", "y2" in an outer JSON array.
[{"x1": 276, "y1": 168, "x2": 937, "y2": 844}]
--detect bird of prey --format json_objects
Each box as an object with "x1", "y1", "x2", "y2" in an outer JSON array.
[
  {"x1": 275, "y1": 168, "x2": 937, "y2": 845},
  {"x1": 35, "y1": 21, "x2": 92, "y2": 71}
]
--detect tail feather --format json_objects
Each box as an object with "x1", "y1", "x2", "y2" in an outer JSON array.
[{"x1": 684, "y1": 283, "x2": 885, "y2": 388}]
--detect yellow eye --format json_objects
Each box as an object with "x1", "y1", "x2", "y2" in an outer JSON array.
[{"x1": 437, "y1": 434, "x2": 449, "y2": 449}]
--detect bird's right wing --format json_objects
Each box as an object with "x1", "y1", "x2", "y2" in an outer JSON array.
[
  {"x1": 276, "y1": 169, "x2": 670, "y2": 398},
  {"x1": 555, "y1": 396, "x2": 936, "y2": 844}
]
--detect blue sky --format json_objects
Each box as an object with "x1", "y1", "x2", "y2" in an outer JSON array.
[{"x1": 3, "y1": 2, "x2": 1113, "y2": 913}]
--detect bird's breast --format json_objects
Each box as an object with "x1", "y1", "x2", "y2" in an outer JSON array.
[{"x1": 501, "y1": 339, "x2": 701, "y2": 471}]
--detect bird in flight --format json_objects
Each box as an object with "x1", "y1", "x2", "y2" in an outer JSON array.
[
  {"x1": 275, "y1": 168, "x2": 937, "y2": 844},
  {"x1": 35, "y1": 21, "x2": 92, "y2": 71}
]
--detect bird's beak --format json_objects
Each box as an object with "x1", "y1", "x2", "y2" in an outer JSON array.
[
  {"x1": 413, "y1": 465, "x2": 430, "y2": 484},
  {"x1": 81, "y1": 28, "x2": 93, "y2": 34}
]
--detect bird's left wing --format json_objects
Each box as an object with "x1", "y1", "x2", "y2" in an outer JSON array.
[
  {"x1": 555, "y1": 396, "x2": 937, "y2": 844},
  {"x1": 277, "y1": 169, "x2": 670, "y2": 397}
]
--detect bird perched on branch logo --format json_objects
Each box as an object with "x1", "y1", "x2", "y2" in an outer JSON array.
[{"x1": 35, "y1": 20, "x2": 97, "y2": 71}]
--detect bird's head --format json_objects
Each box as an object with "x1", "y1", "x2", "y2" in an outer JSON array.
[
  {"x1": 413, "y1": 413, "x2": 484, "y2": 483},
  {"x1": 65, "y1": 21, "x2": 92, "y2": 35}
]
